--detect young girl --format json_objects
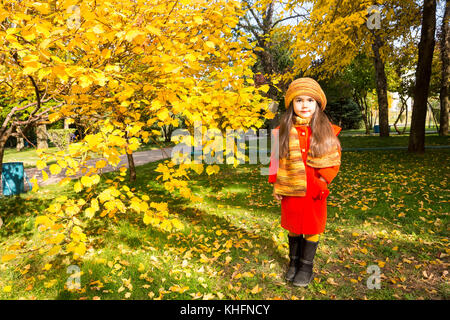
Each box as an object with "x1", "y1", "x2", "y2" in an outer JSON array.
[{"x1": 268, "y1": 77, "x2": 342, "y2": 287}]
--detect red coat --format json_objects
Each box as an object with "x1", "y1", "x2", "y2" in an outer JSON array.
[{"x1": 268, "y1": 124, "x2": 342, "y2": 235}]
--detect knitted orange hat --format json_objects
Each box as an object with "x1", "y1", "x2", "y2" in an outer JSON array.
[{"x1": 284, "y1": 77, "x2": 327, "y2": 110}]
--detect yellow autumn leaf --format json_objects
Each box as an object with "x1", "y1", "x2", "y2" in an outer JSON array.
[
  {"x1": 57, "y1": 160, "x2": 68, "y2": 169},
  {"x1": 81, "y1": 176, "x2": 93, "y2": 187},
  {"x1": 145, "y1": 25, "x2": 161, "y2": 36},
  {"x1": 194, "y1": 16, "x2": 203, "y2": 24},
  {"x1": 3, "y1": 285, "x2": 12, "y2": 293},
  {"x1": 91, "y1": 198, "x2": 99, "y2": 211},
  {"x1": 35, "y1": 215, "x2": 52, "y2": 227},
  {"x1": 44, "y1": 279, "x2": 57, "y2": 288},
  {"x1": 205, "y1": 165, "x2": 220, "y2": 175},
  {"x1": 74, "y1": 181, "x2": 82, "y2": 193},
  {"x1": 85, "y1": 207, "x2": 96, "y2": 219},
  {"x1": 49, "y1": 164, "x2": 62, "y2": 175},
  {"x1": 250, "y1": 284, "x2": 262, "y2": 294},
  {"x1": 36, "y1": 160, "x2": 47, "y2": 170},
  {"x1": 91, "y1": 174, "x2": 100, "y2": 185},
  {"x1": 169, "y1": 285, "x2": 189, "y2": 293},
  {"x1": 157, "y1": 108, "x2": 169, "y2": 121},
  {"x1": 42, "y1": 263, "x2": 52, "y2": 271},
  {"x1": 48, "y1": 245, "x2": 61, "y2": 256},
  {"x1": 191, "y1": 164, "x2": 204, "y2": 175},
  {"x1": 1, "y1": 254, "x2": 17, "y2": 263},
  {"x1": 125, "y1": 29, "x2": 144, "y2": 42},
  {"x1": 185, "y1": 53, "x2": 196, "y2": 62},
  {"x1": 205, "y1": 41, "x2": 215, "y2": 48}
]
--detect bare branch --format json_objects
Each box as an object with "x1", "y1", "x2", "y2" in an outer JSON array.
[
  {"x1": 237, "y1": 21, "x2": 263, "y2": 44},
  {"x1": 272, "y1": 13, "x2": 308, "y2": 28},
  {"x1": 242, "y1": 0, "x2": 264, "y2": 30}
]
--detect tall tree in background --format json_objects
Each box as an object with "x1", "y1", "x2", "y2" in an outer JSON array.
[
  {"x1": 370, "y1": 24, "x2": 390, "y2": 137},
  {"x1": 439, "y1": 0, "x2": 449, "y2": 136},
  {"x1": 287, "y1": 0, "x2": 421, "y2": 137},
  {"x1": 237, "y1": 0, "x2": 306, "y2": 128},
  {"x1": 342, "y1": 53, "x2": 376, "y2": 134},
  {"x1": 408, "y1": 0, "x2": 437, "y2": 153}
]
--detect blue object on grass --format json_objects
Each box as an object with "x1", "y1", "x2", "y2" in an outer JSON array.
[{"x1": 1, "y1": 162, "x2": 26, "y2": 196}]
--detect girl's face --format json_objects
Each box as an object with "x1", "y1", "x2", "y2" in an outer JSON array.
[{"x1": 293, "y1": 95, "x2": 317, "y2": 119}]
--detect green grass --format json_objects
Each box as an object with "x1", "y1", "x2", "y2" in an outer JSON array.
[
  {"x1": 0, "y1": 135, "x2": 449, "y2": 300},
  {"x1": 2, "y1": 147, "x2": 60, "y2": 168}
]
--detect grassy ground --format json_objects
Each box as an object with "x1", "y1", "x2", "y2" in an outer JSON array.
[
  {"x1": 0, "y1": 134, "x2": 448, "y2": 300},
  {"x1": 3, "y1": 147, "x2": 60, "y2": 168},
  {"x1": 342, "y1": 125, "x2": 440, "y2": 134}
]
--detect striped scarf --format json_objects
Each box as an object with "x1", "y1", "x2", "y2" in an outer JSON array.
[{"x1": 274, "y1": 116, "x2": 341, "y2": 197}]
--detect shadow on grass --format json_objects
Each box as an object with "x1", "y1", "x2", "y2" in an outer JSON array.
[
  {"x1": 48, "y1": 159, "x2": 291, "y2": 299},
  {"x1": 0, "y1": 194, "x2": 51, "y2": 238}
]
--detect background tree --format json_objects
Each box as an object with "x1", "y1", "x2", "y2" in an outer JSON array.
[
  {"x1": 237, "y1": 0, "x2": 306, "y2": 129},
  {"x1": 408, "y1": 0, "x2": 437, "y2": 154},
  {"x1": 342, "y1": 53, "x2": 376, "y2": 133},
  {"x1": 286, "y1": 0, "x2": 421, "y2": 137},
  {"x1": 439, "y1": 0, "x2": 449, "y2": 136}
]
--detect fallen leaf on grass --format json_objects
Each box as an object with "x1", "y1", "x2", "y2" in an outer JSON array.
[
  {"x1": 251, "y1": 284, "x2": 262, "y2": 294},
  {"x1": 326, "y1": 278, "x2": 338, "y2": 285}
]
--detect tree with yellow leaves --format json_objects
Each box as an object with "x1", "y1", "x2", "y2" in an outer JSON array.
[
  {"x1": 0, "y1": 0, "x2": 272, "y2": 264},
  {"x1": 285, "y1": 0, "x2": 421, "y2": 137}
]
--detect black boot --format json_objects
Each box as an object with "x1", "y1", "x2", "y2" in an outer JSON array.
[
  {"x1": 293, "y1": 238, "x2": 319, "y2": 287},
  {"x1": 285, "y1": 235, "x2": 303, "y2": 282}
]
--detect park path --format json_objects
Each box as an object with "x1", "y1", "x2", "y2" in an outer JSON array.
[{"x1": 24, "y1": 146, "x2": 174, "y2": 187}]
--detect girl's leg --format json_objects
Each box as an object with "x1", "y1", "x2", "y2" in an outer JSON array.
[
  {"x1": 293, "y1": 233, "x2": 320, "y2": 287},
  {"x1": 303, "y1": 234, "x2": 319, "y2": 242},
  {"x1": 285, "y1": 231, "x2": 303, "y2": 282}
]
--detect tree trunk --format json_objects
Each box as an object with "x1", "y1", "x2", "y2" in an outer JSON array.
[
  {"x1": 126, "y1": 152, "x2": 136, "y2": 183},
  {"x1": 36, "y1": 124, "x2": 48, "y2": 149},
  {"x1": 393, "y1": 98, "x2": 406, "y2": 134},
  {"x1": 0, "y1": 127, "x2": 14, "y2": 189},
  {"x1": 428, "y1": 101, "x2": 440, "y2": 132},
  {"x1": 364, "y1": 96, "x2": 373, "y2": 129},
  {"x1": 439, "y1": 0, "x2": 449, "y2": 136},
  {"x1": 371, "y1": 32, "x2": 390, "y2": 137},
  {"x1": 64, "y1": 118, "x2": 71, "y2": 145},
  {"x1": 0, "y1": 141, "x2": 4, "y2": 194},
  {"x1": 16, "y1": 136, "x2": 24, "y2": 151},
  {"x1": 404, "y1": 96, "x2": 408, "y2": 132},
  {"x1": 408, "y1": 0, "x2": 437, "y2": 154},
  {"x1": 354, "y1": 93, "x2": 370, "y2": 134}
]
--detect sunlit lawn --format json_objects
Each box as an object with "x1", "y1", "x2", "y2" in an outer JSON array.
[{"x1": 0, "y1": 134, "x2": 448, "y2": 300}]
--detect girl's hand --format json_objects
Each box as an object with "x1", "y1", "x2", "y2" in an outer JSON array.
[{"x1": 273, "y1": 187, "x2": 283, "y2": 201}]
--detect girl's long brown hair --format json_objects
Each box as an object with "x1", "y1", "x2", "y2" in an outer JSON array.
[{"x1": 278, "y1": 101, "x2": 341, "y2": 159}]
